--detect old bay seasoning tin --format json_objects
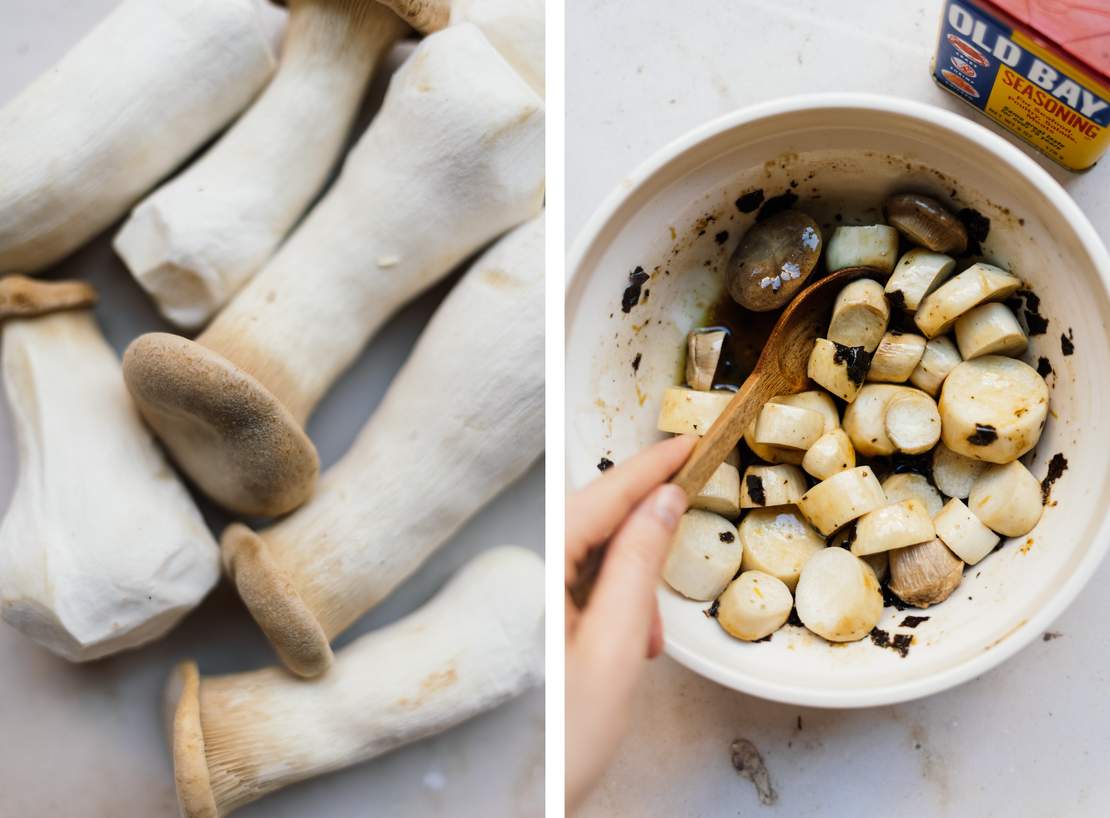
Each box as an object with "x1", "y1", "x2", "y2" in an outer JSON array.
[{"x1": 933, "y1": 0, "x2": 1110, "y2": 171}]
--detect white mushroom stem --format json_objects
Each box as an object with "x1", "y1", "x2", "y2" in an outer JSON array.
[
  {"x1": 0, "y1": 309, "x2": 218, "y2": 661},
  {"x1": 867, "y1": 331, "x2": 926, "y2": 383},
  {"x1": 199, "y1": 23, "x2": 543, "y2": 423},
  {"x1": 662, "y1": 510, "x2": 741, "y2": 601},
  {"x1": 0, "y1": 0, "x2": 280, "y2": 274},
  {"x1": 380, "y1": 0, "x2": 546, "y2": 97},
  {"x1": 827, "y1": 279, "x2": 890, "y2": 352},
  {"x1": 222, "y1": 215, "x2": 543, "y2": 677},
  {"x1": 824, "y1": 225, "x2": 899, "y2": 274},
  {"x1": 909, "y1": 335, "x2": 962, "y2": 396},
  {"x1": 123, "y1": 23, "x2": 545, "y2": 516},
  {"x1": 168, "y1": 546, "x2": 544, "y2": 818},
  {"x1": 797, "y1": 466, "x2": 886, "y2": 536},
  {"x1": 116, "y1": 0, "x2": 408, "y2": 330},
  {"x1": 659, "y1": 386, "x2": 732, "y2": 435}
]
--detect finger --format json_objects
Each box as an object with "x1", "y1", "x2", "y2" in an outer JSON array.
[
  {"x1": 565, "y1": 435, "x2": 695, "y2": 573},
  {"x1": 576, "y1": 483, "x2": 687, "y2": 673},
  {"x1": 647, "y1": 602, "x2": 663, "y2": 659}
]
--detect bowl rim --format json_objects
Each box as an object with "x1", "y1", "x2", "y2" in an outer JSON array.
[{"x1": 565, "y1": 92, "x2": 1110, "y2": 708}]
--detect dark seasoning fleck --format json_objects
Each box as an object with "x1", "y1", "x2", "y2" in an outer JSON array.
[
  {"x1": 870, "y1": 627, "x2": 913, "y2": 658},
  {"x1": 596, "y1": 457, "x2": 614, "y2": 472},
  {"x1": 966, "y1": 424, "x2": 998, "y2": 446},
  {"x1": 1061, "y1": 328, "x2": 1074, "y2": 356},
  {"x1": 714, "y1": 230, "x2": 729, "y2": 244},
  {"x1": 704, "y1": 600, "x2": 720, "y2": 619},
  {"x1": 900, "y1": 615, "x2": 930, "y2": 629},
  {"x1": 1040, "y1": 453, "x2": 1068, "y2": 503},
  {"x1": 746, "y1": 474, "x2": 766, "y2": 506},
  {"x1": 719, "y1": 530, "x2": 735, "y2": 543},
  {"x1": 631, "y1": 352, "x2": 642, "y2": 372},
  {"x1": 755, "y1": 190, "x2": 799, "y2": 222},
  {"x1": 735, "y1": 189, "x2": 765, "y2": 213},
  {"x1": 620, "y1": 266, "x2": 650, "y2": 313},
  {"x1": 832, "y1": 342, "x2": 871, "y2": 386},
  {"x1": 1036, "y1": 357, "x2": 1053, "y2": 378},
  {"x1": 1005, "y1": 289, "x2": 1049, "y2": 335},
  {"x1": 956, "y1": 207, "x2": 990, "y2": 255}
]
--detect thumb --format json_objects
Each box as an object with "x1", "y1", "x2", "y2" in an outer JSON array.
[{"x1": 576, "y1": 483, "x2": 686, "y2": 671}]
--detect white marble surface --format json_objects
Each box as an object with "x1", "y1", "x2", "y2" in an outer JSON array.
[
  {"x1": 0, "y1": 3, "x2": 543, "y2": 817},
  {"x1": 568, "y1": 1, "x2": 1110, "y2": 816}
]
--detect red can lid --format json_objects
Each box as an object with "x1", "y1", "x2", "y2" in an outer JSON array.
[{"x1": 989, "y1": 0, "x2": 1110, "y2": 79}]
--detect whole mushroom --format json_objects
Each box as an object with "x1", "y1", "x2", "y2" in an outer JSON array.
[{"x1": 726, "y1": 210, "x2": 822, "y2": 311}]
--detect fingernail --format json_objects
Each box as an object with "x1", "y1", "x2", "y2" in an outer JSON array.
[{"x1": 649, "y1": 484, "x2": 687, "y2": 529}]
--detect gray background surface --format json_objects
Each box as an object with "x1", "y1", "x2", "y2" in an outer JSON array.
[{"x1": 0, "y1": 3, "x2": 544, "y2": 816}]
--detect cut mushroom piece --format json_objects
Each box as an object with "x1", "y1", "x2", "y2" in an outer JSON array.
[
  {"x1": 885, "y1": 249, "x2": 956, "y2": 311},
  {"x1": 807, "y1": 338, "x2": 868, "y2": 402},
  {"x1": 0, "y1": 308, "x2": 219, "y2": 661},
  {"x1": 770, "y1": 390, "x2": 840, "y2": 434},
  {"x1": 842, "y1": 384, "x2": 910, "y2": 457},
  {"x1": 827, "y1": 279, "x2": 890, "y2": 352},
  {"x1": 122, "y1": 25, "x2": 544, "y2": 516},
  {"x1": 662, "y1": 510, "x2": 742, "y2": 601},
  {"x1": 851, "y1": 499, "x2": 936, "y2": 556},
  {"x1": 738, "y1": 507, "x2": 825, "y2": 591},
  {"x1": 167, "y1": 546, "x2": 544, "y2": 818},
  {"x1": 939, "y1": 356, "x2": 1049, "y2": 463},
  {"x1": 883, "y1": 193, "x2": 968, "y2": 255},
  {"x1": 794, "y1": 547, "x2": 883, "y2": 642},
  {"x1": 914, "y1": 262, "x2": 1022, "y2": 337},
  {"x1": 888, "y1": 538, "x2": 964, "y2": 608},
  {"x1": 884, "y1": 390, "x2": 942, "y2": 454},
  {"x1": 953, "y1": 302, "x2": 1028, "y2": 360},
  {"x1": 726, "y1": 210, "x2": 822, "y2": 311},
  {"x1": 0, "y1": 0, "x2": 280, "y2": 275},
  {"x1": 824, "y1": 225, "x2": 899, "y2": 274},
  {"x1": 881, "y1": 473, "x2": 944, "y2": 518},
  {"x1": 743, "y1": 420, "x2": 805, "y2": 465},
  {"x1": 909, "y1": 335, "x2": 962, "y2": 396},
  {"x1": 116, "y1": 1, "x2": 408, "y2": 329},
  {"x1": 867, "y1": 331, "x2": 926, "y2": 383},
  {"x1": 686, "y1": 329, "x2": 728, "y2": 391},
  {"x1": 691, "y1": 462, "x2": 741, "y2": 518},
  {"x1": 934, "y1": 498, "x2": 999, "y2": 565},
  {"x1": 753, "y1": 402, "x2": 824, "y2": 450},
  {"x1": 740, "y1": 465, "x2": 808, "y2": 509},
  {"x1": 968, "y1": 461, "x2": 1044, "y2": 537},
  {"x1": 220, "y1": 214, "x2": 543, "y2": 676},
  {"x1": 659, "y1": 386, "x2": 734, "y2": 435},
  {"x1": 797, "y1": 466, "x2": 886, "y2": 536},
  {"x1": 931, "y1": 442, "x2": 988, "y2": 499},
  {"x1": 716, "y1": 571, "x2": 794, "y2": 641},
  {"x1": 802, "y1": 428, "x2": 856, "y2": 480}
]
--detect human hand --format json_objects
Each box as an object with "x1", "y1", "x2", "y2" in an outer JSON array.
[{"x1": 564, "y1": 434, "x2": 696, "y2": 812}]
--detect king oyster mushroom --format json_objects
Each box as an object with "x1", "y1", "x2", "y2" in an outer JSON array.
[
  {"x1": 726, "y1": 210, "x2": 822, "y2": 311},
  {"x1": 883, "y1": 193, "x2": 968, "y2": 256}
]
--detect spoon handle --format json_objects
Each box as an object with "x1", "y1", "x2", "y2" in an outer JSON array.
[{"x1": 671, "y1": 371, "x2": 785, "y2": 499}]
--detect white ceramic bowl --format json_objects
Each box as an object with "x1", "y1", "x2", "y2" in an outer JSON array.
[{"x1": 566, "y1": 93, "x2": 1110, "y2": 708}]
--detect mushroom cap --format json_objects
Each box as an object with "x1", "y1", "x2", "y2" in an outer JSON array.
[
  {"x1": 221, "y1": 523, "x2": 334, "y2": 677},
  {"x1": 166, "y1": 661, "x2": 220, "y2": 818},
  {"x1": 123, "y1": 333, "x2": 319, "y2": 517}
]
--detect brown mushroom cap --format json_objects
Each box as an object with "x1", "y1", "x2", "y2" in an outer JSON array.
[
  {"x1": 0, "y1": 275, "x2": 97, "y2": 320},
  {"x1": 166, "y1": 661, "x2": 220, "y2": 818},
  {"x1": 122, "y1": 333, "x2": 319, "y2": 517},
  {"x1": 726, "y1": 210, "x2": 822, "y2": 312},
  {"x1": 221, "y1": 523, "x2": 334, "y2": 678},
  {"x1": 883, "y1": 193, "x2": 968, "y2": 255}
]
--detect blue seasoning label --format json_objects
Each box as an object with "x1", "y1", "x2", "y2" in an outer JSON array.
[{"x1": 933, "y1": 0, "x2": 1110, "y2": 170}]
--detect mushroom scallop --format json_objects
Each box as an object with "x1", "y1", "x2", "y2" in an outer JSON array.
[
  {"x1": 827, "y1": 279, "x2": 890, "y2": 353},
  {"x1": 953, "y1": 302, "x2": 1028, "y2": 360},
  {"x1": 914, "y1": 262, "x2": 1022, "y2": 338},
  {"x1": 738, "y1": 507, "x2": 825, "y2": 591},
  {"x1": 740, "y1": 464, "x2": 808, "y2": 508},
  {"x1": 824, "y1": 225, "x2": 899, "y2": 274},
  {"x1": 842, "y1": 384, "x2": 908, "y2": 457},
  {"x1": 883, "y1": 193, "x2": 968, "y2": 255},
  {"x1": 802, "y1": 428, "x2": 856, "y2": 481},
  {"x1": 753, "y1": 402, "x2": 825, "y2": 450},
  {"x1": 885, "y1": 249, "x2": 956, "y2": 311},
  {"x1": 850, "y1": 499, "x2": 936, "y2": 557},
  {"x1": 909, "y1": 335, "x2": 962, "y2": 396},
  {"x1": 662, "y1": 510, "x2": 742, "y2": 601},
  {"x1": 807, "y1": 338, "x2": 868, "y2": 403},
  {"x1": 691, "y1": 461, "x2": 742, "y2": 518},
  {"x1": 686, "y1": 329, "x2": 727, "y2": 391},
  {"x1": 934, "y1": 498, "x2": 999, "y2": 565},
  {"x1": 884, "y1": 390, "x2": 942, "y2": 455},
  {"x1": 939, "y1": 356, "x2": 1049, "y2": 463},
  {"x1": 795, "y1": 547, "x2": 883, "y2": 642},
  {"x1": 726, "y1": 210, "x2": 822, "y2": 311},
  {"x1": 867, "y1": 331, "x2": 926, "y2": 383},
  {"x1": 968, "y1": 460, "x2": 1044, "y2": 537},
  {"x1": 881, "y1": 472, "x2": 944, "y2": 517},
  {"x1": 931, "y1": 442, "x2": 988, "y2": 499},
  {"x1": 797, "y1": 466, "x2": 886, "y2": 536},
  {"x1": 716, "y1": 571, "x2": 794, "y2": 641},
  {"x1": 658, "y1": 386, "x2": 733, "y2": 435}
]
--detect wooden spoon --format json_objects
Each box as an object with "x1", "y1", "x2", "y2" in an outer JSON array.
[
  {"x1": 568, "y1": 266, "x2": 875, "y2": 609},
  {"x1": 671, "y1": 265, "x2": 873, "y2": 498}
]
